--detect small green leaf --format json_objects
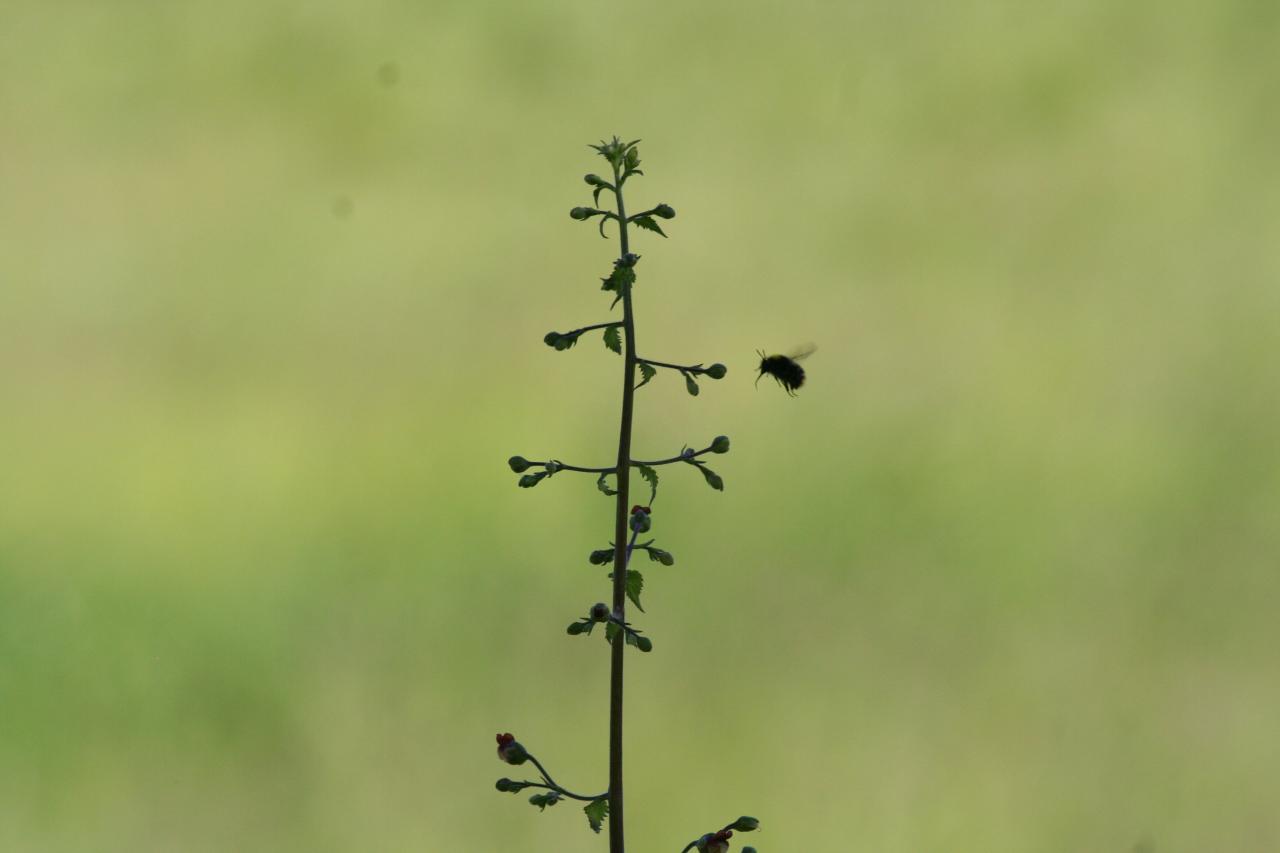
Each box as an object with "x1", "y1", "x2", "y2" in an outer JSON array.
[
  {"x1": 603, "y1": 325, "x2": 621, "y2": 354},
  {"x1": 518, "y1": 472, "x2": 547, "y2": 488},
  {"x1": 625, "y1": 569, "x2": 644, "y2": 612},
  {"x1": 605, "y1": 265, "x2": 636, "y2": 293},
  {"x1": 636, "y1": 362, "x2": 657, "y2": 390},
  {"x1": 684, "y1": 372, "x2": 700, "y2": 396},
  {"x1": 596, "y1": 472, "x2": 618, "y2": 497},
  {"x1": 605, "y1": 621, "x2": 621, "y2": 644},
  {"x1": 625, "y1": 147, "x2": 640, "y2": 170},
  {"x1": 529, "y1": 791, "x2": 562, "y2": 811},
  {"x1": 631, "y1": 215, "x2": 667, "y2": 238},
  {"x1": 601, "y1": 265, "x2": 636, "y2": 309},
  {"x1": 584, "y1": 798, "x2": 609, "y2": 834},
  {"x1": 589, "y1": 547, "x2": 615, "y2": 565},
  {"x1": 635, "y1": 464, "x2": 659, "y2": 503}
]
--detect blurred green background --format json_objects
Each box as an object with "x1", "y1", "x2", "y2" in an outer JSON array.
[{"x1": 2, "y1": 1, "x2": 1278, "y2": 850}]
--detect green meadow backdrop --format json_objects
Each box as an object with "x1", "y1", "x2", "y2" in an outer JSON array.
[{"x1": 2, "y1": 1, "x2": 1277, "y2": 850}]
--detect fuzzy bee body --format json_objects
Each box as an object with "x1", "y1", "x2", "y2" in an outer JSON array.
[{"x1": 756, "y1": 345, "x2": 816, "y2": 396}]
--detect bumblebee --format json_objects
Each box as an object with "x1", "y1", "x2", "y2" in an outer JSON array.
[{"x1": 755, "y1": 345, "x2": 816, "y2": 396}]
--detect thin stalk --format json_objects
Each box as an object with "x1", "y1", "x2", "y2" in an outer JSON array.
[
  {"x1": 608, "y1": 156, "x2": 634, "y2": 853},
  {"x1": 519, "y1": 781, "x2": 607, "y2": 803},
  {"x1": 525, "y1": 755, "x2": 605, "y2": 802},
  {"x1": 638, "y1": 357, "x2": 704, "y2": 372}
]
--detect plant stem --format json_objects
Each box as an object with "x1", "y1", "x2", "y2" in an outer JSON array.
[{"x1": 608, "y1": 156, "x2": 634, "y2": 853}]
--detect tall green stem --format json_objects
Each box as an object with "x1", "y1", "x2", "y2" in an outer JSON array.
[{"x1": 608, "y1": 158, "x2": 634, "y2": 853}]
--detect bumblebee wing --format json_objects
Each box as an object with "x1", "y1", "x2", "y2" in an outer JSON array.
[{"x1": 787, "y1": 343, "x2": 817, "y2": 362}]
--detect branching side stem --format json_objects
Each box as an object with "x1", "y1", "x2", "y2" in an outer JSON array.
[{"x1": 519, "y1": 445, "x2": 719, "y2": 475}]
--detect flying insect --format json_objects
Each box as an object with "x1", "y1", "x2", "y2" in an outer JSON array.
[{"x1": 755, "y1": 344, "x2": 816, "y2": 396}]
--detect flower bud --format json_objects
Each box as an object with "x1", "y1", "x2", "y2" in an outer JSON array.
[
  {"x1": 496, "y1": 733, "x2": 529, "y2": 765},
  {"x1": 706, "y1": 830, "x2": 734, "y2": 853},
  {"x1": 589, "y1": 548, "x2": 614, "y2": 565},
  {"x1": 495, "y1": 777, "x2": 525, "y2": 793},
  {"x1": 742, "y1": 848, "x2": 758, "y2": 853},
  {"x1": 710, "y1": 435, "x2": 730, "y2": 454},
  {"x1": 508, "y1": 455, "x2": 531, "y2": 473},
  {"x1": 634, "y1": 636, "x2": 653, "y2": 652},
  {"x1": 584, "y1": 173, "x2": 605, "y2": 186},
  {"x1": 696, "y1": 830, "x2": 734, "y2": 853},
  {"x1": 518, "y1": 473, "x2": 543, "y2": 488},
  {"x1": 653, "y1": 203, "x2": 676, "y2": 219},
  {"x1": 704, "y1": 363, "x2": 727, "y2": 380},
  {"x1": 569, "y1": 206, "x2": 595, "y2": 221},
  {"x1": 567, "y1": 620, "x2": 587, "y2": 635},
  {"x1": 590, "y1": 602, "x2": 610, "y2": 622},
  {"x1": 629, "y1": 509, "x2": 652, "y2": 534},
  {"x1": 650, "y1": 547, "x2": 675, "y2": 566},
  {"x1": 615, "y1": 252, "x2": 640, "y2": 268},
  {"x1": 730, "y1": 816, "x2": 759, "y2": 832}
]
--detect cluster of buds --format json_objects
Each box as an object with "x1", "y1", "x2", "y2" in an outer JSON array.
[{"x1": 495, "y1": 733, "x2": 528, "y2": 765}]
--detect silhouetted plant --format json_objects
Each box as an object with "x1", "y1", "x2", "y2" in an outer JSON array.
[{"x1": 491, "y1": 138, "x2": 760, "y2": 853}]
